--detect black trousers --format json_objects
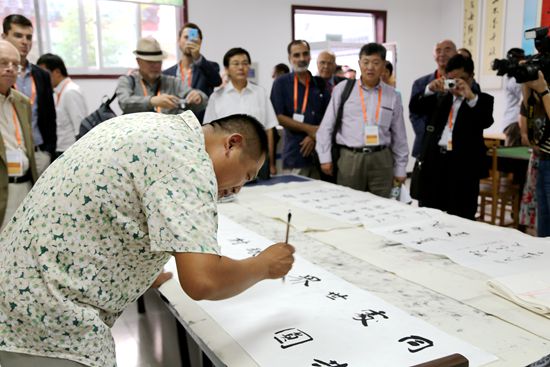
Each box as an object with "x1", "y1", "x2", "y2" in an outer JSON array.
[{"x1": 419, "y1": 149, "x2": 480, "y2": 220}]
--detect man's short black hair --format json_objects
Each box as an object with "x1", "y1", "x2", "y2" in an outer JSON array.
[
  {"x1": 287, "y1": 40, "x2": 310, "y2": 55},
  {"x1": 507, "y1": 47, "x2": 525, "y2": 61},
  {"x1": 385, "y1": 61, "x2": 393, "y2": 76},
  {"x1": 37, "y1": 53, "x2": 68, "y2": 77},
  {"x1": 223, "y1": 47, "x2": 251, "y2": 68},
  {"x1": 178, "y1": 22, "x2": 203, "y2": 40},
  {"x1": 445, "y1": 54, "x2": 474, "y2": 75},
  {"x1": 274, "y1": 63, "x2": 290, "y2": 74},
  {"x1": 458, "y1": 47, "x2": 473, "y2": 59},
  {"x1": 206, "y1": 114, "x2": 268, "y2": 160},
  {"x1": 359, "y1": 43, "x2": 386, "y2": 60},
  {"x1": 3, "y1": 14, "x2": 33, "y2": 34}
]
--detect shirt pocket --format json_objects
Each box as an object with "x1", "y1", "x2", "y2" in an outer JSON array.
[{"x1": 378, "y1": 105, "x2": 394, "y2": 128}]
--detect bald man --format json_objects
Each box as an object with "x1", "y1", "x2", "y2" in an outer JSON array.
[
  {"x1": 408, "y1": 40, "x2": 457, "y2": 158},
  {"x1": 317, "y1": 50, "x2": 345, "y2": 93},
  {"x1": 0, "y1": 40, "x2": 38, "y2": 229}
]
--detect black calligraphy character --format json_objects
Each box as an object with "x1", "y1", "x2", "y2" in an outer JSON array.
[
  {"x1": 398, "y1": 335, "x2": 434, "y2": 353},
  {"x1": 274, "y1": 328, "x2": 313, "y2": 349},
  {"x1": 246, "y1": 248, "x2": 261, "y2": 257},
  {"x1": 312, "y1": 359, "x2": 349, "y2": 367},
  {"x1": 229, "y1": 237, "x2": 250, "y2": 246},
  {"x1": 326, "y1": 292, "x2": 348, "y2": 301},
  {"x1": 353, "y1": 309, "x2": 389, "y2": 327}
]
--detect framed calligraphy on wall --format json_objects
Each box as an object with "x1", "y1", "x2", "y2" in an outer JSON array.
[{"x1": 480, "y1": 0, "x2": 506, "y2": 89}]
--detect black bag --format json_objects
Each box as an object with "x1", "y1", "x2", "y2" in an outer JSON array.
[
  {"x1": 76, "y1": 76, "x2": 135, "y2": 140},
  {"x1": 330, "y1": 78, "x2": 356, "y2": 179},
  {"x1": 410, "y1": 160, "x2": 422, "y2": 199},
  {"x1": 76, "y1": 93, "x2": 117, "y2": 140}
]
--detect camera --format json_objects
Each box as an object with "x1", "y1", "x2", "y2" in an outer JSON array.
[
  {"x1": 492, "y1": 27, "x2": 550, "y2": 83},
  {"x1": 444, "y1": 79, "x2": 457, "y2": 90}
]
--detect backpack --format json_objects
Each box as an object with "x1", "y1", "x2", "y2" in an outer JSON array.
[
  {"x1": 76, "y1": 92, "x2": 117, "y2": 140},
  {"x1": 76, "y1": 75, "x2": 135, "y2": 140}
]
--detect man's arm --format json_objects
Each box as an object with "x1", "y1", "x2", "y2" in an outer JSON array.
[
  {"x1": 116, "y1": 75, "x2": 153, "y2": 113},
  {"x1": 409, "y1": 77, "x2": 429, "y2": 136},
  {"x1": 525, "y1": 70, "x2": 550, "y2": 119},
  {"x1": 64, "y1": 89, "x2": 89, "y2": 138},
  {"x1": 174, "y1": 243, "x2": 295, "y2": 300},
  {"x1": 389, "y1": 93, "x2": 409, "y2": 181},
  {"x1": 315, "y1": 88, "x2": 340, "y2": 167}
]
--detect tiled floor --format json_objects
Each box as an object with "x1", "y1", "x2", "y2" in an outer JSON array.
[{"x1": 112, "y1": 290, "x2": 183, "y2": 367}]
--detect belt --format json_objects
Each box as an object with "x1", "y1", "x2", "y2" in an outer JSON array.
[
  {"x1": 8, "y1": 170, "x2": 32, "y2": 184},
  {"x1": 340, "y1": 145, "x2": 387, "y2": 153}
]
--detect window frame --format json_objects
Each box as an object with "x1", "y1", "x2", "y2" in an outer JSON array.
[
  {"x1": 291, "y1": 5, "x2": 387, "y2": 45},
  {"x1": 29, "y1": 0, "x2": 188, "y2": 79}
]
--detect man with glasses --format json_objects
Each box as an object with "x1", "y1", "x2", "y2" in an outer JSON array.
[
  {"x1": 0, "y1": 39, "x2": 38, "y2": 230},
  {"x1": 204, "y1": 47, "x2": 278, "y2": 178},
  {"x1": 116, "y1": 36, "x2": 207, "y2": 116},
  {"x1": 2, "y1": 14, "x2": 56, "y2": 176}
]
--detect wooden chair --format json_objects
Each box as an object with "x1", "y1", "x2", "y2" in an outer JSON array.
[{"x1": 478, "y1": 141, "x2": 521, "y2": 227}]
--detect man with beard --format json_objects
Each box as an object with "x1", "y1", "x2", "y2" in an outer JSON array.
[{"x1": 270, "y1": 40, "x2": 330, "y2": 178}]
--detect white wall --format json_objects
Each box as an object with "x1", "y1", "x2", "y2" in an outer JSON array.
[{"x1": 74, "y1": 0, "x2": 528, "y2": 170}]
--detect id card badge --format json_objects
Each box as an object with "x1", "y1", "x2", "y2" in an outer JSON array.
[
  {"x1": 292, "y1": 113, "x2": 305, "y2": 123},
  {"x1": 364, "y1": 125, "x2": 380, "y2": 146},
  {"x1": 7, "y1": 149, "x2": 24, "y2": 177},
  {"x1": 447, "y1": 138, "x2": 453, "y2": 151}
]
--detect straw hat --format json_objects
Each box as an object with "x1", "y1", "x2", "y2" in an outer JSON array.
[{"x1": 133, "y1": 36, "x2": 167, "y2": 61}]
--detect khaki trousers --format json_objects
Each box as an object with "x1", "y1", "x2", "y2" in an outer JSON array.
[
  {"x1": 336, "y1": 147, "x2": 393, "y2": 198},
  {"x1": 0, "y1": 182, "x2": 32, "y2": 230}
]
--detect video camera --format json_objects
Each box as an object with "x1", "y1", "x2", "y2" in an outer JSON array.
[{"x1": 492, "y1": 26, "x2": 550, "y2": 83}]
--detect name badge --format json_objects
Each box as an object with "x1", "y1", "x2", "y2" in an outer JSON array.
[
  {"x1": 447, "y1": 138, "x2": 453, "y2": 151},
  {"x1": 7, "y1": 149, "x2": 24, "y2": 177},
  {"x1": 364, "y1": 125, "x2": 380, "y2": 146},
  {"x1": 293, "y1": 113, "x2": 305, "y2": 123}
]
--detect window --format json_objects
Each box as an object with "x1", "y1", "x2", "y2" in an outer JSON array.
[
  {"x1": 0, "y1": 0, "x2": 185, "y2": 76},
  {"x1": 292, "y1": 6, "x2": 389, "y2": 79}
]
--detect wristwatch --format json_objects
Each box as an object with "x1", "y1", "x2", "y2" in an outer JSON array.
[{"x1": 538, "y1": 88, "x2": 550, "y2": 98}]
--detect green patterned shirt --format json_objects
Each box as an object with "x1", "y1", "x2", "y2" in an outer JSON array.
[{"x1": 0, "y1": 111, "x2": 219, "y2": 366}]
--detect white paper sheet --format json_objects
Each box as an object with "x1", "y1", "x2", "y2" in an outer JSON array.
[
  {"x1": 189, "y1": 216, "x2": 497, "y2": 367},
  {"x1": 368, "y1": 217, "x2": 550, "y2": 278}
]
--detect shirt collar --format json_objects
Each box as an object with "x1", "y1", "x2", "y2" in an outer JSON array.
[
  {"x1": 226, "y1": 80, "x2": 250, "y2": 94},
  {"x1": 0, "y1": 89, "x2": 15, "y2": 104},
  {"x1": 359, "y1": 79, "x2": 382, "y2": 91}
]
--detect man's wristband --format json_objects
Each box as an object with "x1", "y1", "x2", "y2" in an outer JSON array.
[{"x1": 538, "y1": 89, "x2": 550, "y2": 98}]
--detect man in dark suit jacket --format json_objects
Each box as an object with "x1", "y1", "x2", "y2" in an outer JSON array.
[
  {"x1": 163, "y1": 22, "x2": 221, "y2": 122},
  {"x1": 2, "y1": 14, "x2": 56, "y2": 175},
  {"x1": 409, "y1": 40, "x2": 457, "y2": 158},
  {"x1": 409, "y1": 54, "x2": 494, "y2": 220}
]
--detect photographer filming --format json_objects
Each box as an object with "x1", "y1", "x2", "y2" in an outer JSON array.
[
  {"x1": 499, "y1": 48, "x2": 526, "y2": 146},
  {"x1": 521, "y1": 69, "x2": 550, "y2": 237},
  {"x1": 409, "y1": 54, "x2": 494, "y2": 220}
]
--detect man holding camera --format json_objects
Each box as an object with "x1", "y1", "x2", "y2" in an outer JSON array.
[
  {"x1": 116, "y1": 36, "x2": 207, "y2": 115},
  {"x1": 409, "y1": 54, "x2": 494, "y2": 220}
]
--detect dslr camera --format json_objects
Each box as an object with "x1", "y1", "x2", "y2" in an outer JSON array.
[{"x1": 492, "y1": 26, "x2": 550, "y2": 83}]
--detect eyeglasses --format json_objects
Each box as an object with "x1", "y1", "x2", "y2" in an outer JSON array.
[{"x1": 0, "y1": 60, "x2": 22, "y2": 73}]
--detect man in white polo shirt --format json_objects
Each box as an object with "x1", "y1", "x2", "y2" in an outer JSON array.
[
  {"x1": 37, "y1": 53, "x2": 88, "y2": 158},
  {"x1": 204, "y1": 47, "x2": 278, "y2": 178}
]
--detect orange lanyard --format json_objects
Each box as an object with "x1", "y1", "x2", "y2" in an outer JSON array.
[
  {"x1": 14, "y1": 75, "x2": 36, "y2": 105},
  {"x1": 293, "y1": 74, "x2": 310, "y2": 114},
  {"x1": 448, "y1": 97, "x2": 459, "y2": 130},
  {"x1": 55, "y1": 78, "x2": 70, "y2": 106},
  {"x1": 358, "y1": 83, "x2": 382, "y2": 124},
  {"x1": 180, "y1": 61, "x2": 192, "y2": 88},
  {"x1": 139, "y1": 79, "x2": 161, "y2": 113},
  {"x1": 11, "y1": 105, "x2": 22, "y2": 146},
  {"x1": 436, "y1": 70, "x2": 441, "y2": 79}
]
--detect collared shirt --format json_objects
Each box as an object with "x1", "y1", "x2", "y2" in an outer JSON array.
[
  {"x1": 316, "y1": 80, "x2": 409, "y2": 177},
  {"x1": 203, "y1": 80, "x2": 278, "y2": 129},
  {"x1": 0, "y1": 110, "x2": 220, "y2": 367},
  {"x1": 115, "y1": 71, "x2": 208, "y2": 115},
  {"x1": 54, "y1": 78, "x2": 88, "y2": 152},
  {"x1": 502, "y1": 75, "x2": 522, "y2": 127},
  {"x1": 0, "y1": 91, "x2": 29, "y2": 174},
  {"x1": 270, "y1": 72, "x2": 330, "y2": 168},
  {"x1": 16, "y1": 62, "x2": 42, "y2": 146}
]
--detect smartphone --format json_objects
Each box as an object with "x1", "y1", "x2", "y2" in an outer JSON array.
[{"x1": 188, "y1": 28, "x2": 199, "y2": 43}]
